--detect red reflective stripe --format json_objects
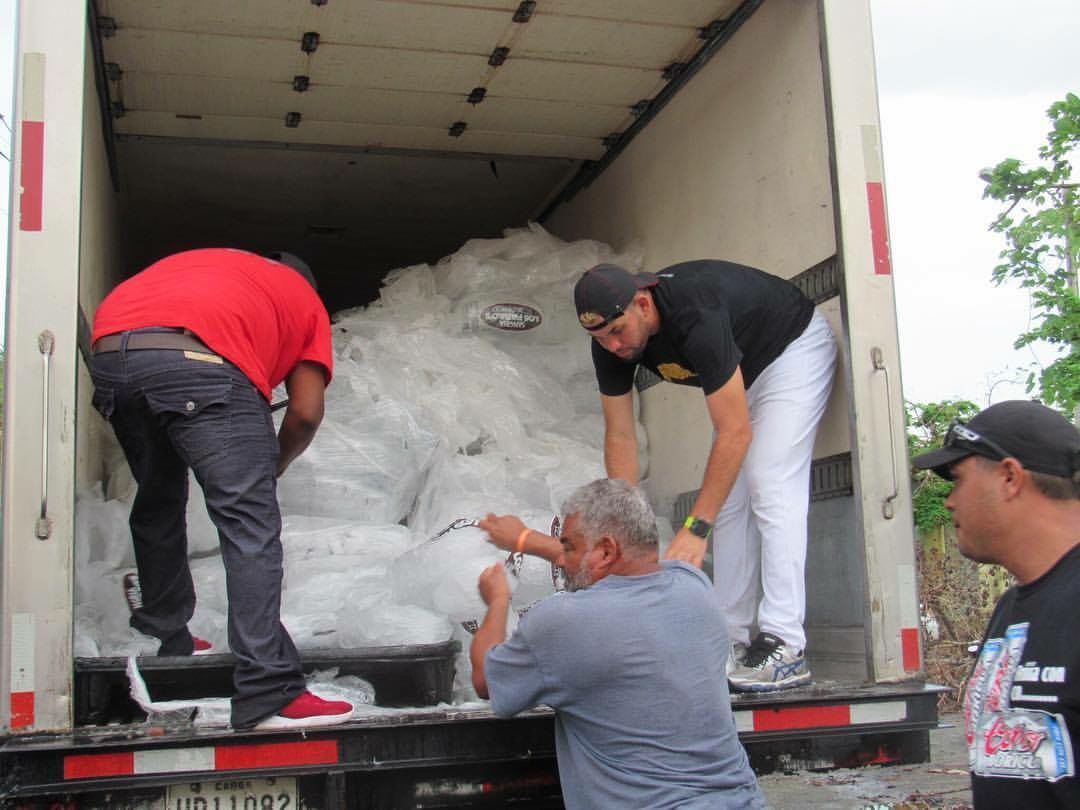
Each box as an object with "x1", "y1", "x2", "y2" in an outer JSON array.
[
  {"x1": 866, "y1": 181, "x2": 891, "y2": 275},
  {"x1": 9, "y1": 692, "x2": 34, "y2": 729},
  {"x1": 215, "y1": 740, "x2": 339, "y2": 770},
  {"x1": 63, "y1": 741, "x2": 337, "y2": 780},
  {"x1": 753, "y1": 703, "x2": 851, "y2": 732},
  {"x1": 64, "y1": 751, "x2": 135, "y2": 779},
  {"x1": 19, "y1": 120, "x2": 44, "y2": 231},
  {"x1": 901, "y1": 626, "x2": 921, "y2": 671}
]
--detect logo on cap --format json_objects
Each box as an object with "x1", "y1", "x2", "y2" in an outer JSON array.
[{"x1": 579, "y1": 311, "x2": 606, "y2": 329}]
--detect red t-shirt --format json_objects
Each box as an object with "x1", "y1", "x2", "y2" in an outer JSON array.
[{"x1": 92, "y1": 248, "x2": 333, "y2": 399}]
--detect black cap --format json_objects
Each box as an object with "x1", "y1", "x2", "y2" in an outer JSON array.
[
  {"x1": 266, "y1": 251, "x2": 317, "y2": 290},
  {"x1": 912, "y1": 400, "x2": 1080, "y2": 480},
  {"x1": 573, "y1": 263, "x2": 658, "y2": 331}
]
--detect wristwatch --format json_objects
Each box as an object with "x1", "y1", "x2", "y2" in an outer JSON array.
[{"x1": 683, "y1": 515, "x2": 713, "y2": 538}]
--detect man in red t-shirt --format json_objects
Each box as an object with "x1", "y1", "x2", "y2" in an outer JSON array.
[{"x1": 90, "y1": 248, "x2": 353, "y2": 730}]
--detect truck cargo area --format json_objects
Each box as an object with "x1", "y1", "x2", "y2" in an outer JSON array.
[
  {"x1": 91, "y1": 0, "x2": 765, "y2": 313},
  {"x1": 2, "y1": 0, "x2": 935, "y2": 805}
]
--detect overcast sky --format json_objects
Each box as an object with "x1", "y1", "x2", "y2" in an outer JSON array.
[
  {"x1": 1, "y1": 0, "x2": 1076, "y2": 407},
  {"x1": 870, "y1": 0, "x2": 1075, "y2": 405}
]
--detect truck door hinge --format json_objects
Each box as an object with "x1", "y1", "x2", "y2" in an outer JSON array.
[
  {"x1": 662, "y1": 62, "x2": 687, "y2": 82},
  {"x1": 699, "y1": 18, "x2": 729, "y2": 40},
  {"x1": 513, "y1": 1, "x2": 537, "y2": 23}
]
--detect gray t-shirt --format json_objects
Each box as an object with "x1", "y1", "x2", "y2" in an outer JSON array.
[{"x1": 485, "y1": 561, "x2": 765, "y2": 809}]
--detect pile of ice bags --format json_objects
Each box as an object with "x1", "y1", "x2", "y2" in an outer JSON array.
[{"x1": 74, "y1": 223, "x2": 651, "y2": 701}]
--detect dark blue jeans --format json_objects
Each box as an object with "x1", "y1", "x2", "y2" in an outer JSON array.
[{"x1": 90, "y1": 339, "x2": 305, "y2": 727}]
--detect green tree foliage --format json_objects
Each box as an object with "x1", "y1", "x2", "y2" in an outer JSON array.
[
  {"x1": 905, "y1": 399, "x2": 979, "y2": 533},
  {"x1": 981, "y1": 92, "x2": 1080, "y2": 417}
]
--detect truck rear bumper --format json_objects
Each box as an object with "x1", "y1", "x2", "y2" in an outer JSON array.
[{"x1": 2, "y1": 679, "x2": 944, "y2": 802}]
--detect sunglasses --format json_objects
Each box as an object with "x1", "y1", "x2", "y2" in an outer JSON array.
[{"x1": 944, "y1": 420, "x2": 1012, "y2": 462}]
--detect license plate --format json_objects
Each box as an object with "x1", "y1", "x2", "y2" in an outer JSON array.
[{"x1": 167, "y1": 776, "x2": 298, "y2": 810}]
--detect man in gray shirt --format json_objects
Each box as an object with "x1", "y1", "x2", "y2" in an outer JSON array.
[{"x1": 471, "y1": 479, "x2": 765, "y2": 809}]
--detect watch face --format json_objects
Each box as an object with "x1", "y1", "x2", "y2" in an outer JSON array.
[{"x1": 688, "y1": 518, "x2": 711, "y2": 538}]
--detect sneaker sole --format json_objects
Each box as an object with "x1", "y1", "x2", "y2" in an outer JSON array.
[
  {"x1": 729, "y1": 672, "x2": 812, "y2": 692},
  {"x1": 253, "y1": 709, "x2": 355, "y2": 730},
  {"x1": 157, "y1": 648, "x2": 216, "y2": 658}
]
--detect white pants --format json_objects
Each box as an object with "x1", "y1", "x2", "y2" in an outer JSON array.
[{"x1": 712, "y1": 311, "x2": 836, "y2": 653}]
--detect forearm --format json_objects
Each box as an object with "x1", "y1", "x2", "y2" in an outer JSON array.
[
  {"x1": 604, "y1": 431, "x2": 640, "y2": 484},
  {"x1": 479, "y1": 516, "x2": 562, "y2": 563},
  {"x1": 276, "y1": 412, "x2": 319, "y2": 476},
  {"x1": 665, "y1": 427, "x2": 750, "y2": 566},
  {"x1": 665, "y1": 370, "x2": 751, "y2": 567},
  {"x1": 690, "y1": 427, "x2": 751, "y2": 521},
  {"x1": 470, "y1": 596, "x2": 511, "y2": 699},
  {"x1": 277, "y1": 362, "x2": 326, "y2": 477},
  {"x1": 517, "y1": 529, "x2": 562, "y2": 564}
]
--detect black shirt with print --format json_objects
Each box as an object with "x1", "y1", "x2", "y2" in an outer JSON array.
[
  {"x1": 966, "y1": 543, "x2": 1080, "y2": 809},
  {"x1": 591, "y1": 260, "x2": 814, "y2": 396}
]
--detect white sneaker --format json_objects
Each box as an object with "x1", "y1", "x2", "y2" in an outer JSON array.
[
  {"x1": 728, "y1": 632, "x2": 811, "y2": 692},
  {"x1": 726, "y1": 641, "x2": 749, "y2": 677}
]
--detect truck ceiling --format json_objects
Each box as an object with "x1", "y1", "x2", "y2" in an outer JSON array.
[{"x1": 92, "y1": 0, "x2": 756, "y2": 309}]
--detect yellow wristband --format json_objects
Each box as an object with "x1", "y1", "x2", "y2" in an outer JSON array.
[{"x1": 516, "y1": 528, "x2": 531, "y2": 554}]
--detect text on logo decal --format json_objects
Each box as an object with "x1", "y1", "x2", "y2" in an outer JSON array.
[
  {"x1": 481, "y1": 303, "x2": 542, "y2": 332},
  {"x1": 984, "y1": 716, "x2": 1047, "y2": 755}
]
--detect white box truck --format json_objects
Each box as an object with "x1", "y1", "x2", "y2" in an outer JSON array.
[{"x1": 2, "y1": 0, "x2": 940, "y2": 805}]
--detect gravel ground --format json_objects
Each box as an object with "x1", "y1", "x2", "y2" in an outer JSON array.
[{"x1": 757, "y1": 712, "x2": 973, "y2": 809}]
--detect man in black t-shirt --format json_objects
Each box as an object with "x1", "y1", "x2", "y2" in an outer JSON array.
[
  {"x1": 913, "y1": 400, "x2": 1080, "y2": 808},
  {"x1": 573, "y1": 260, "x2": 837, "y2": 691}
]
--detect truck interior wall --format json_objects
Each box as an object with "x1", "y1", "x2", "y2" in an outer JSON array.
[
  {"x1": 546, "y1": 0, "x2": 868, "y2": 681},
  {"x1": 546, "y1": 0, "x2": 847, "y2": 503},
  {"x1": 76, "y1": 25, "x2": 125, "y2": 492}
]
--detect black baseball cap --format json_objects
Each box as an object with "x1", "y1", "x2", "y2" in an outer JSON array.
[
  {"x1": 573, "y1": 263, "x2": 658, "y2": 331},
  {"x1": 267, "y1": 251, "x2": 318, "y2": 290},
  {"x1": 911, "y1": 400, "x2": 1080, "y2": 480}
]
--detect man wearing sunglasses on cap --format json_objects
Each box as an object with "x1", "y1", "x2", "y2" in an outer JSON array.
[{"x1": 912, "y1": 399, "x2": 1080, "y2": 809}]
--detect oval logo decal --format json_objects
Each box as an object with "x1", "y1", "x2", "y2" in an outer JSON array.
[{"x1": 480, "y1": 303, "x2": 542, "y2": 332}]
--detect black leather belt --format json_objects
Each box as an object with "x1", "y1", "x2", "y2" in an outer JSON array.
[{"x1": 93, "y1": 329, "x2": 213, "y2": 355}]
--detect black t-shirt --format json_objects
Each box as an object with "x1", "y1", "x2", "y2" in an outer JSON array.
[
  {"x1": 965, "y1": 543, "x2": 1080, "y2": 809},
  {"x1": 591, "y1": 260, "x2": 814, "y2": 396}
]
